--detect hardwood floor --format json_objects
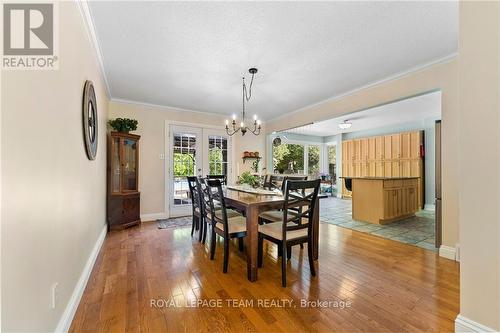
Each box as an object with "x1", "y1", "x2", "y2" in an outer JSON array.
[{"x1": 70, "y1": 221, "x2": 459, "y2": 332}]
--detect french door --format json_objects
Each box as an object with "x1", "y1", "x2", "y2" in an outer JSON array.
[{"x1": 169, "y1": 125, "x2": 232, "y2": 217}]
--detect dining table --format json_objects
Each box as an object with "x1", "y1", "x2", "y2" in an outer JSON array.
[{"x1": 223, "y1": 186, "x2": 322, "y2": 282}]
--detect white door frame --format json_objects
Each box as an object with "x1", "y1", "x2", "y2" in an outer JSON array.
[{"x1": 164, "y1": 120, "x2": 232, "y2": 218}]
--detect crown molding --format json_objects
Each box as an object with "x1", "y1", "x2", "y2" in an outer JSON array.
[
  {"x1": 76, "y1": 0, "x2": 111, "y2": 98},
  {"x1": 110, "y1": 97, "x2": 233, "y2": 119},
  {"x1": 268, "y1": 53, "x2": 458, "y2": 123}
]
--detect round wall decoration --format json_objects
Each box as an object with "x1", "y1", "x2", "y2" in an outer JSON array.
[{"x1": 83, "y1": 80, "x2": 98, "y2": 160}]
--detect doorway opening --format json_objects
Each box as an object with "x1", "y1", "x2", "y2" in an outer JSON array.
[{"x1": 269, "y1": 91, "x2": 442, "y2": 250}]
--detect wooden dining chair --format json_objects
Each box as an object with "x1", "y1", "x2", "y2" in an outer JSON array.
[
  {"x1": 206, "y1": 174, "x2": 227, "y2": 186},
  {"x1": 197, "y1": 177, "x2": 241, "y2": 244},
  {"x1": 257, "y1": 179, "x2": 320, "y2": 287},
  {"x1": 265, "y1": 175, "x2": 285, "y2": 191},
  {"x1": 187, "y1": 176, "x2": 203, "y2": 242},
  {"x1": 205, "y1": 179, "x2": 247, "y2": 273},
  {"x1": 262, "y1": 174, "x2": 270, "y2": 189},
  {"x1": 259, "y1": 175, "x2": 308, "y2": 223}
]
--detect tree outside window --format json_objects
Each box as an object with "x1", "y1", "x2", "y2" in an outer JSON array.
[
  {"x1": 273, "y1": 143, "x2": 304, "y2": 174},
  {"x1": 308, "y1": 145, "x2": 320, "y2": 177},
  {"x1": 328, "y1": 145, "x2": 336, "y2": 183},
  {"x1": 208, "y1": 136, "x2": 228, "y2": 175}
]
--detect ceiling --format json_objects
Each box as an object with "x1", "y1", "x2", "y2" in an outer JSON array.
[
  {"x1": 282, "y1": 91, "x2": 441, "y2": 137},
  {"x1": 89, "y1": 1, "x2": 457, "y2": 121}
]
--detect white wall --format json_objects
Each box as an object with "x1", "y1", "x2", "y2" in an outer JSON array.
[
  {"x1": 1, "y1": 2, "x2": 109, "y2": 332},
  {"x1": 457, "y1": 1, "x2": 500, "y2": 331}
]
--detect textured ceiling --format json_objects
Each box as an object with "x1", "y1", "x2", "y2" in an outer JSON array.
[{"x1": 89, "y1": 1, "x2": 457, "y2": 120}]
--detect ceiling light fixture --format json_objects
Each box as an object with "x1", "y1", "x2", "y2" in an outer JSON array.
[
  {"x1": 338, "y1": 120, "x2": 352, "y2": 130},
  {"x1": 225, "y1": 68, "x2": 261, "y2": 136}
]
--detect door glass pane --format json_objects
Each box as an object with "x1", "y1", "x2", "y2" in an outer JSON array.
[
  {"x1": 173, "y1": 133, "x2": 197, "y2": 205},
  {"x1": 112, "y1": 137, "x2": 120, "y2": 192},
  {"x1": 123, "y1": 138, "x2": 137, "y2": 191},
  {"x1": 272, "y1": 143, "x2": 304, "y2": 174},
  {"x1": 308, "y1": 145, "x2": 320, "y2": 177},
  {"x1": 208, "y1": 135, "x2": 228, "y2": 176}
]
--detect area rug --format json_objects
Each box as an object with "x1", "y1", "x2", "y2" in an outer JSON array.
[{"x1": 157, "y1": 216, "x2": 192, "y2": 229}]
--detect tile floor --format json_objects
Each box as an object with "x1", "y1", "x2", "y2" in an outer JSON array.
[{"x1": 320, "y1": 197, "x2": 437, "y2": 251}]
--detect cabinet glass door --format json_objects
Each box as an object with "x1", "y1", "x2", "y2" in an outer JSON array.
[
  {"x1": 122, "y1": 138, "x2": 138, "y2": 191},
  {"x1": 111, "y1": 137, "x2": 121, "y2": 193}
]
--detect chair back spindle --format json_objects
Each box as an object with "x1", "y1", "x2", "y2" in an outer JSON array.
[
  {"x1": 205, "y1": 179, "x2": 229, "y2": 237},
  {"x1": 281, "y1": 179, "x2": 320, "y2": 241}
]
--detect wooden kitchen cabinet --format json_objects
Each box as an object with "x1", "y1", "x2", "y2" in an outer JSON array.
[
  {"x1": 341, "y1": 130, "x2": 424, "y2": 208},
  {"x1": 352, "y1": 177, "x2": 418, "y2": 224}
]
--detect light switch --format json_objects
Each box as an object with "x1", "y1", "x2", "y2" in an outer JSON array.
[{"x1": 159, "y1": 153, "x2": 165, "y2": 160}]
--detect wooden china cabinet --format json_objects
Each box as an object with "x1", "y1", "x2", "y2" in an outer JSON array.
[{"x1": 107, "y1": 131, "x2": 141, "y2": 230}]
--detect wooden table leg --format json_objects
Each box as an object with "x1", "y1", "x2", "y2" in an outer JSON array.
[
  {"x1": 246, "y1": 205, "x2": 259, "y2": 282},
  {"x1": 313, "y1": 198, "x2": 320, "y2": 260}
]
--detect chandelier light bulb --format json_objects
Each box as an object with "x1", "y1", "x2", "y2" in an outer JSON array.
[
  {"x1": 225, "y1": 120, "x2": 229, "y2": 125},
  {"x1": 257, "y1": 120, "x2": 261, "y2": 125},
  {"x1": 253, "y1": 114, "x2": 257, "y2": 121},
  {"x1": 232, "y1": 114, "x2": 236, "y2": 120},
  {"x1": 240, "y1": 122, "x2": 245, "y2": 128}
]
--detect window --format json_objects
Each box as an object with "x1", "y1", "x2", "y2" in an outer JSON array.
[
  {"x1": 173, "y1": 133, "x2": 197, "y2": 205},
  {"x1": 272, "y1": 143, "x2": 304, "y2": 174},
  {"x1": 328, "y1": 145, "x2": 336, "y2": 183},
  {"x1": 208, "y1": 135, "x2": 228, "y2": 175},
  {"x1": 308, "y1": 145, "x2": 320, "y2": 177}
]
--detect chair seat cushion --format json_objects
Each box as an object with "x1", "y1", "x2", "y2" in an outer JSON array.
[
  {"x1": 215, "y1": 216, "x2": 247, "y2": 234},
  {"x1": 258, "y1": 222, "x2": 308, "y2": 240},
  {"x1": 215, "y1": 208, "x2": 241, "y2": 219},
  {"x1": 259, "y1": 210, "x2": 297, "y2": 222},
  {"x1": 259, "y1": 210, "x2": 309, "y2": 225}
]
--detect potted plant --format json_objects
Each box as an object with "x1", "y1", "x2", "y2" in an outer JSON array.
[
  {"x1": 238, "y1": 171, "x2": 259, "y2": 188},
  {"x1": 108, "y1": 118, "x2": 138, "y2": 133}
]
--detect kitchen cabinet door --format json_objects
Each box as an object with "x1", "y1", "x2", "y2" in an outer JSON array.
[
  {"x1": 375, "y1": 161, "x2": 384, "y2": 177},
  {"x1": 375, "y1": 136, "x2": 384, "y2": 160},
  {"x1": 360, "y1": 138, "x2": 369, "y2": 161}
]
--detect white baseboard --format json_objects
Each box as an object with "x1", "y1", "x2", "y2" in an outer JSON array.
[
  {"x1": 55, "y1": 224, "x2": 107, "y2": 333},
  {"x1": 439, "y1": 245, "x2": 458, "y2": 261},
  {"x1": 141, "y1": 212, "x2": 168, "y2": 221},
  {"x1": 424, "y1": 204, "x2": 435, "y2": 211},
  {"x1": 455, "y1": 314, "x2": 497, "y2": 332}
]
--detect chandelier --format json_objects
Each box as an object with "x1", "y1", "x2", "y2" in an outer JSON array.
[{"x1": 225, "y1": 68, "x2": 261, "y2": 136}]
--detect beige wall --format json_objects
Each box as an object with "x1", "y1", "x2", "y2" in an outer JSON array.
[
  {"x1": 108, "y1": 101, "x2": 266, "y2": 218},
  {"x1": 458, "y1": 1, "x2": 500, "y2": 330},
  {"x1": 1, "y1": 2, "x2": 109, "y2": 332},
  {"x1": 266, "y1": 59, "x2": 459, "y2": 249}
]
